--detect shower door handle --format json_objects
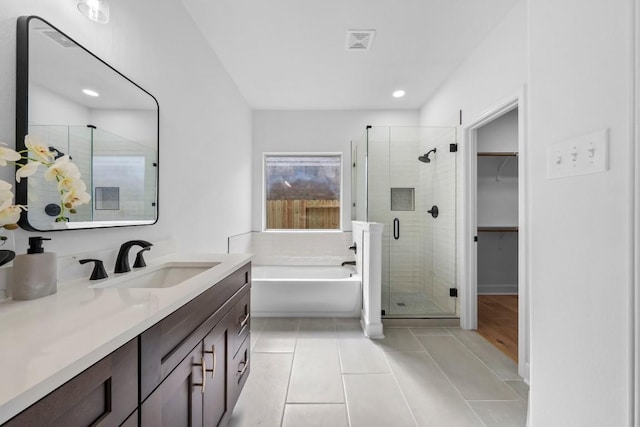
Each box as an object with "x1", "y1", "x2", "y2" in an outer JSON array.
[{"x1": 393, "y1": 218, "x2": 400, "y2": 240}]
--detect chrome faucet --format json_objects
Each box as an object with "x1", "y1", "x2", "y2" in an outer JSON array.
[{"x1": 114, "y1": 240, "x2": 152, "y2": 273}]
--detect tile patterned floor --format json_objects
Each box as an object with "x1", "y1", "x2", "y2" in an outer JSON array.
[
  {"x1": 388, "y1": 291, "x2": 453, "y2": 316},
  {"x1": 229, "y1": 318, "x2": 528, "y2": 427}
]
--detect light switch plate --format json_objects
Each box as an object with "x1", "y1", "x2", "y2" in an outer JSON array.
[{"x1": 547, "y1": 128, "x2": 609, "y2": 179}]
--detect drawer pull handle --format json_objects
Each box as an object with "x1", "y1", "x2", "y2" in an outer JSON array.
[
  {"x1": 203, "y1": 345, "x2": 216, "y2": 379},
  {"x1": 238, "y1": 313, "x2": 250, "y2": 329},
  {"x1": 237, "y1": 360, "x2": 248, "y2": 377},
  {"x1": 193, "y1": 356, "x2": 207, "y2": 394},
  {"x1": 211, "y1": 345, "x2": 216, "y2": 379}
]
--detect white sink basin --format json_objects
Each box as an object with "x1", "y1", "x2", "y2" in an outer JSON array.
[{"x1": 90, "y1": 261, "x2": 221, "y2": 289}]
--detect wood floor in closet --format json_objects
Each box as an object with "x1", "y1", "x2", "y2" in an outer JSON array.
[{"x1": 477, "y1": 295, "x2": 518, "y2": 362}]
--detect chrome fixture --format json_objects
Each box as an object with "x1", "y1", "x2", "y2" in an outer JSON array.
[
  {"x1": 115, "y1": 240, "x2": 152, "y2": 273},
  {"x1": 418, "y1": 148, "x2": 437, "y2": 163},
  {"x1": 79, "y1": 259, "x2": 108, "y2": 280},
  {"x1": 77, "y1": 0, "x2": 110, "y2": 24}
]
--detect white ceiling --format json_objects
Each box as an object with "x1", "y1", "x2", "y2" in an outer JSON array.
[{"x1": 182, "y1": 0, "x2": 519, "y2": 110}]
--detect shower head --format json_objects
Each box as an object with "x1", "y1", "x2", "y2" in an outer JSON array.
[{"x1": 418, "y1": 148, "x2": 437, "y2": 163}]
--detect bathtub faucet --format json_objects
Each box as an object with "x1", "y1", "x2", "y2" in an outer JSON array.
[{"x1": 341, "y1": 261, "x2": 356, "y2": 266}]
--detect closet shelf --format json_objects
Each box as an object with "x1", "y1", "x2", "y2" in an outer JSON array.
[
  {"x1": 477, "y1": 152, "x2": 518, "y2": 157},
  {"x1": 477, "y1": 153, "x2": 518, "y2": 181},
  {"x1": 478, "y1": 226, "x2": 519, "y2": 232}
]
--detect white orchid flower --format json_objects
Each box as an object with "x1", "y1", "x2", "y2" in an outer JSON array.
[
  {"x1": 0, "y1": 143, "x2": 20, "y2": 167},
  {"x1": 44, "y1": 156, "x2": 81, "y2": 181},
  {"x1": 15, "y1": 161, "x2": 40, "y2": 183},
  {"x1": 25, "y1": 135, "x2": 55, "y2": 163},
  {"x1": 0, "y1": 204, "x2": 25, "y2": 227},
  {"x1": 57, "y1": 176, "x2": 87, "y2": 193},
  {"x1": 0, "y1": 190, "x2": 13, "y2": 204},
  {"x1": 0, "y1": 198, "x2": 13, "y2": 212},
  {"x1": 0, "y1": 180, "x2": 14, "y2": 204},
  {"x1": 62, "y1": 187, "x2": 91, "y2": 208}
]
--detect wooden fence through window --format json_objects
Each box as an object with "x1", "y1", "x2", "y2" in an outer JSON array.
[{"x1": 266, "y1": 199, "x2": 340, "y2": 229}]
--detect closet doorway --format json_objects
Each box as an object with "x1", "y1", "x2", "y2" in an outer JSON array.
[
  {"x1": 475, "y1": 108, "x2": 519, "y2": 361},
  {"x1": 461, "y1": 89, "x2": 528, "y2": 380}
]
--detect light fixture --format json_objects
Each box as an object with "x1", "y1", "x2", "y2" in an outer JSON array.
[
  {"x1": 77, "y1": 0, "x2": 110, "y2": 24},
  {"x1": 393, "y1": 90, "x2": 406, "y2": 98},
  {"x1": 82, "y1": 89, "x2": 100, "y2": 97}
]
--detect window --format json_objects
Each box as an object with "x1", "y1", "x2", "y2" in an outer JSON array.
[{"x1": 264, "y1": 154, "x2": 341, "y2": 230}]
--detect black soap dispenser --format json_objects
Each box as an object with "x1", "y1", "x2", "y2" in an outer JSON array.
[{"x1": 11, "y1": 237, "x2": 57, "y2": 300}]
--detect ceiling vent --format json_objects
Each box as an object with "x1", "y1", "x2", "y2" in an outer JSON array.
[
  {"x1": 345, "y1": 30, "x2": 375, "y2": 51},
  {"x1": 34, "y1": 25, "x2": 77, "y2": 48}
]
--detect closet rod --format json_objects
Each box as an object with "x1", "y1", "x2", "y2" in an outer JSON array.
[
  {"x1": 477, "y1": 226, "x2": 519, "y2": 232},
  {"x1": 477, "y1": 152, "x2": 518, "y2": 157}
]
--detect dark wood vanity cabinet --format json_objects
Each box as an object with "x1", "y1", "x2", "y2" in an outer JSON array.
[
  {"x1": 139, "y1": 262, "x2": 251, "y2": 427},
  {"x1": 3, "y1": 338, "x2": 138, "y2": 427},
  {"x1": 2, "y1": 262, "x2": 251, "y2": 427}
]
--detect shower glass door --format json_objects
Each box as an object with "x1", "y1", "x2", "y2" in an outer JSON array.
[{"x1": 367, "y1": 126, "x2": 457, "y2": 317}]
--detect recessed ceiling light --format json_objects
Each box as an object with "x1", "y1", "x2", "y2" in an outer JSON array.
[
  {"x1": 82, "y1": 89, "x2": 100, "y2": 97},
  {"x1": 77, "y1": 0, "x2": 110, "y2": 24},
  {"x1": 393, "y1": 90, "x2": 406, "y2": 98}
]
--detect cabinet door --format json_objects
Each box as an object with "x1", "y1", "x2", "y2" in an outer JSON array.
[
  {"x1": 140, "y1": 344, "x2": 204, "y2": 427},
  {"x1": 4, "y1": 339, "x2": 137, "y2": 427},
  {"x1": 202, "y1": 314, "x2": 230, "y2": 427}
]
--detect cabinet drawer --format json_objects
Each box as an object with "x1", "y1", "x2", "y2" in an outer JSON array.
[
  {"x1": 140, "y1": 263, "x2": 251, "y2": 400},
  {"x1": 228, "y1": 334, "x2": 250, "y2": 409},
  {"x1": 231, "y1": 289, "x2": 250, "y2": 357},
  {"x1": 4, "y1": 339, "x2": 138, "y2": 427}
]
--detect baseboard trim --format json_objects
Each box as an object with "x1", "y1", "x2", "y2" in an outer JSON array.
[{"x1": 382, "y1": 318, "x2": 460, "y2": 327}]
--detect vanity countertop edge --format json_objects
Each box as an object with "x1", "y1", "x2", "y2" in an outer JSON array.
[{"x1": 0, "y1": 252, "x2": 252, "y2": 425}]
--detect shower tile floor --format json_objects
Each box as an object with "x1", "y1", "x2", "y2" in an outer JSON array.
[
  {"x1": 229, "y1": 317, "x2": 528, "y2": 427},
  {"x1": 388, "y1": 291, "x2": 453, "y2": 316}
]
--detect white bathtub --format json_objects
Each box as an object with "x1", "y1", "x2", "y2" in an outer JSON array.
[{"x1": 251, "y1": 265, "x2": 362, "y2": 317}]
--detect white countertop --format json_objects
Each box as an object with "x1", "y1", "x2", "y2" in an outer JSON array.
[{"x1": 0, "y1": 252, "x2": 252, "y2": 424}]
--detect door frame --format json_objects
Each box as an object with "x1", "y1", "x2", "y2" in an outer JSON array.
[
  {"x1": 460, "y1": 87, "x2": 530, "y2": 381},
  {"x1": 633, "y1": 0, "x2": 639, "y2": 422}
]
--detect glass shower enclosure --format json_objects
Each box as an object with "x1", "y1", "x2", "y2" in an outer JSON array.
[{"x1": 352, "y1": 126, "x2": 457, "y2": 317}]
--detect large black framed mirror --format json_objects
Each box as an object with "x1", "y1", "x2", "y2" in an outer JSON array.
[{"x1": 16, "y1": 16, "x2": 159, "y2": 231}]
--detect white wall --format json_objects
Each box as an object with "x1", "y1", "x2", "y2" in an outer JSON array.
[
  {"x1": 528, "y1": 1, "x2": 634, "y2": 425},
  {"x1": 251, "y1": 110, "x2": 419, "y2": 231},
  {"x1": 0, "y1": 0, "x2": 252, "y2": 259},
  {"x1": 419, "y1": 1, "x2": 527, "y2": 127},
  {"x1": 29, "y1": 83, "x2": 90, "y2": 126}
]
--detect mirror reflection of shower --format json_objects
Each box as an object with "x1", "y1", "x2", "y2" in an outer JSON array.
[{"x1": 418, "y1": 148, "x2": 437, "y2": 163}]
